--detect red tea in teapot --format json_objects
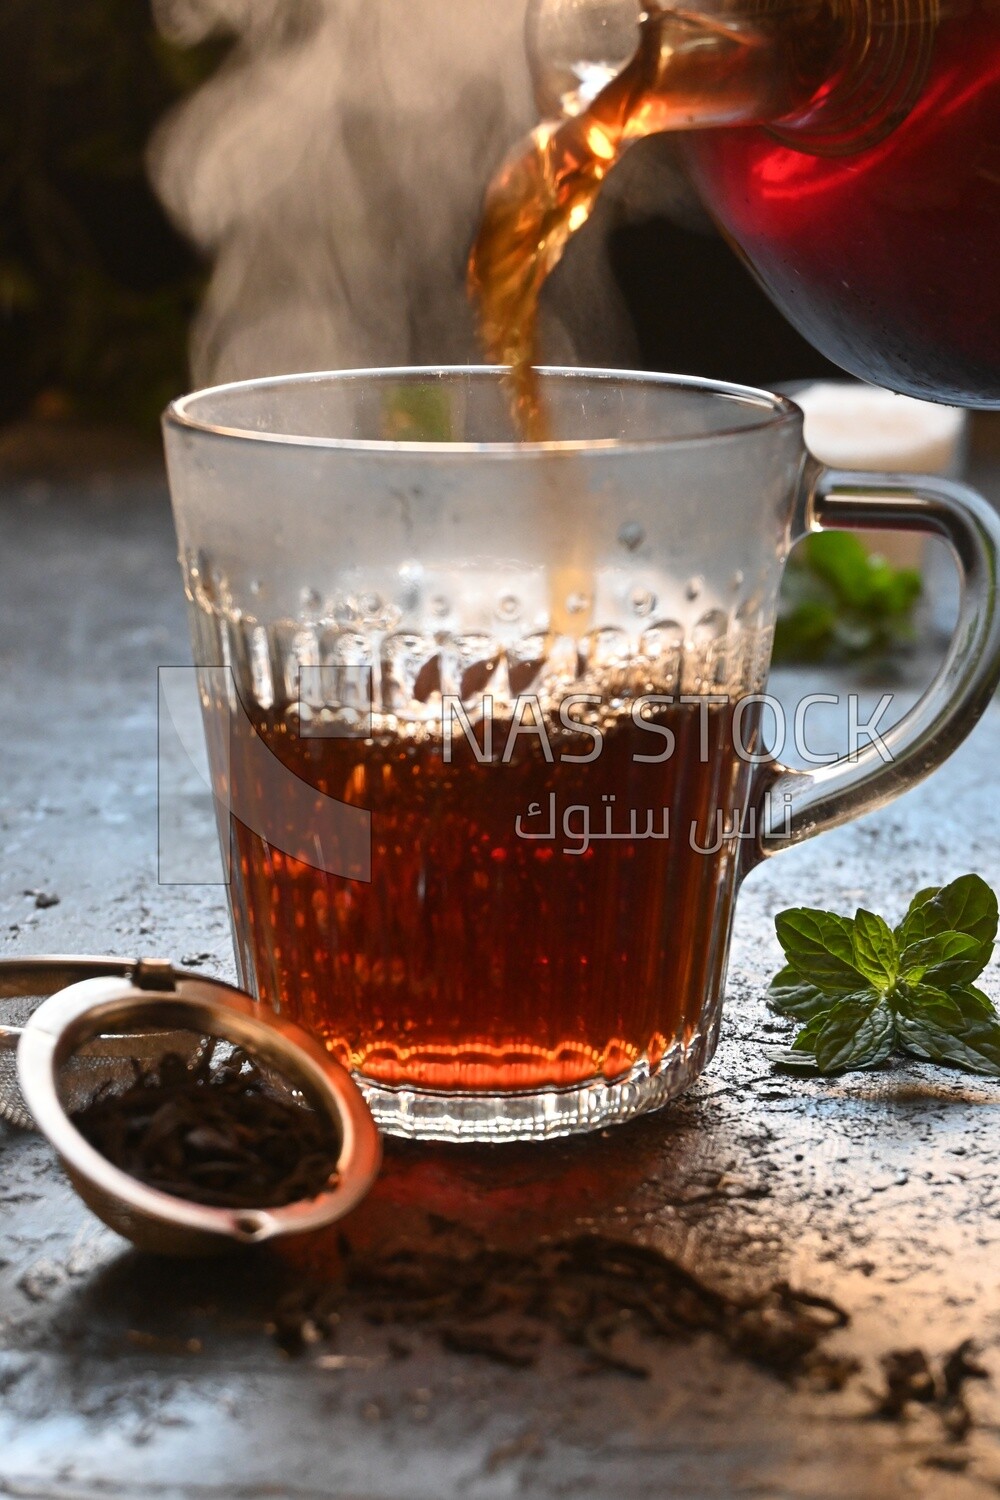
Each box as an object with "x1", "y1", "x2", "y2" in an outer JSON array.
[{"x1": 470, "y1": 0, "x2": 1000, "y2": 418}]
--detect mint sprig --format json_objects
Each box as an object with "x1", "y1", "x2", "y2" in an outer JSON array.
[
  {"x1": 767, "y1": 875, "x2": 1000, "y2": 1076},
  {"x1": 773, "y1": 531, "x2": 922, "y2": 665}
]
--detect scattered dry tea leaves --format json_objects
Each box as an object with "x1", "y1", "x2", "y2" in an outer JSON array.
[
  {"x1": 872, "y1": 1339, "x2": 989, "y2": 1439},
  {"x1": 273, "y1": 1232, "x2": 851, "y2": 1383}
]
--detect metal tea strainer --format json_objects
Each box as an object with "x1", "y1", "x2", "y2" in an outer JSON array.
[{"x1": 0, "y1": 956, "x2": 381, "y2": 1256}]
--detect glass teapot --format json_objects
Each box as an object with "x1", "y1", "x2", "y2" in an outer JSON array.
[{"x1": 524, "y1": 0, "x2": 1000, "y2": 407}]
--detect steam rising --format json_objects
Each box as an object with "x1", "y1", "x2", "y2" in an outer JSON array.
[{"x1": 149, "y1": 0, "x2": 697, "y2": 384}]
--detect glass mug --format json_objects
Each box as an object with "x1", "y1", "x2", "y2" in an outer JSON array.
[{"x1": 162, "y1": 369, "x2": 1000, "y2": 1141}]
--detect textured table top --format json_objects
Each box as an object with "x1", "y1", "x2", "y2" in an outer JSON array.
[{"x1": 2, "y1": 426, "x2": 1000, "y2": 1499}]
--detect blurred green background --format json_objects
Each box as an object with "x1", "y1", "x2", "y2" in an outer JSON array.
[{"x1": 0, "y1": 0, "x2": 227, "y2": 430}]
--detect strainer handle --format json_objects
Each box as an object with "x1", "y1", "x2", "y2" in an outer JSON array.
[{"x1": 0, "y1": 957, "x2": 137, "y2": 1002}]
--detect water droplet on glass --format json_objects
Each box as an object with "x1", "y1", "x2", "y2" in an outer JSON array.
[
  {"x1": 249, "y1": 578, "x2": 264, "y2": 597},
  {"x1": 300, "y1": 586, "x2": 322, "y2": 618},
  {"x1": 617, "y1": 521, "x2": 644, "y2": 552},
  {"x1": 629, "y1": 585, "x2": 656, "y2": 617},
  {"x1": 730, "y1": 569, "x2": 745, "y2": 591},
  {"x1": 685, "y1": 575, "x2": 704, "y2": 601},
  {"x1": 566, "y1": 592, "x2": 590, "y2": 615},
  {"x1": 357, "y1": 592, "x2": 383, "y2": 619},
  {"x1": 397, "y1": 560, "x2": 422, "y2": 613},
  {"x1": 430, "y1": 594, "x2": 451, "y2": 618},
  {"x1": 496, "y1": 593, "x2": 521, "y2": 622}
]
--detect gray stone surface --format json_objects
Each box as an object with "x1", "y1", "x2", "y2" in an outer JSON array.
[{"x1": 2, "y1": 432, "x2": 1000, "y2": 1498}]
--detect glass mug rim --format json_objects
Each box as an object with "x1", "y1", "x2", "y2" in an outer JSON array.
[{"x1": 164, "y1": 365, "x2": 803, "y2": 456}]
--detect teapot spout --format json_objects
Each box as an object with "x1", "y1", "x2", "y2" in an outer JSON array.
[
  {"x1": 526, "y1": 0, "x2": 849, "y2": 129},
  {"x1": 526, "y1": 0, "x2": 645, "y2": 118}
]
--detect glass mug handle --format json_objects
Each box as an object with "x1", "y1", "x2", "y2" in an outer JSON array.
[{"x1": 752, "y1": 462, "x2": 1000, "y2": 862}]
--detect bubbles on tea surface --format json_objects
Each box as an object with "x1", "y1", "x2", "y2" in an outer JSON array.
[
  {"x1": 629, "y1": 585, "x2": 656, "y2": 617},
  {"x1": 283, "y1": 702, "x2": 306, "y2": 733},
  {"x1": 685, "y1": 575, "x2": 704, "y2": 602},
  {"x1": 617, "y1": 521, "x2": 645, "y2": 553},
  {"x1": 734, "y1": 594, "x2": 773, "y2": 689},
  {"x1": 323, "y1": 703, "x2": 367, "y2": 736}
]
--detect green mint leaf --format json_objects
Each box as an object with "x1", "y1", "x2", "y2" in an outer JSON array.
[
  {"x1": 805, "y1": 532, "x2": 879, "y2": 610},
  {"x1": 767, "y1": 1009, "x2": 832, "y2": 1071},
  {"x1": 773, "y1": 532, "x2": 922, "y2": 666},
  {"x1": 789, "y1": 1008, "x2": 836, "y2": 1055},
  {"x1": 900, "y1": 984, "x2": 999, "y2": 1031},
  {"x1": 772, "y1": 600, "x2": 838, "y2": 664},
  {"x1": 774, "y1": 908, "x2": 864, "y2": 993},
  {"x1": 766, "y1": 877, "x2": 1000, "y2": 1083},
  {"x1": 899, "y1": 931, "x2": 991, "y2": 987},
  {"x1": 778, "y1": 992, "x2": 893, "y2": 1074},
  {"x1": 766, "y1": 965, "x2": 831, "y2": 1020},
  {"x1": 896, "y1": 874, "x2": 998, "y2": 953},
  {"x1": 953, "y1": 984, "x2": 999, "y2": 1021},
  {"x1": 851, "y1": 909, "x2": 897, "y2": 990},
  {"x1": 903, "y1": 886, "x2": 939, "y2": 916},
  {"x1": 812, "y1": 994, "x2": 895, "y2": 1073},
  {"x1": 896, "y1": 984, "x2": 1000, "y2": 1077}
]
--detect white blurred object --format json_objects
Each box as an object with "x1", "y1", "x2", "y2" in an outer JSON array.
[
  {"x1": 796, "y1": 381, "x2": 966, "y2": 476},
  {"x1": 795, "y1": 381, "x2": 967, "y2": 632}
]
